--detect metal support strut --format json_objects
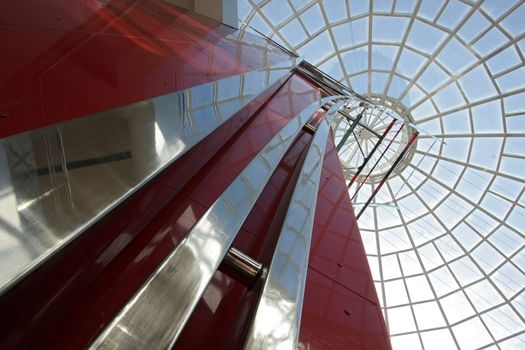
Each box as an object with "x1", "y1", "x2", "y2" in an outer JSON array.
[
  {"x1": 347, "y1": 119, "x2": 397, "y2": 188},
  {"x1": 356, "y1": 131, "x2": 419, "y2": 220}
]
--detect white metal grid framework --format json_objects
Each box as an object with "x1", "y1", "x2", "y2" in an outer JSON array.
[{"x1": 239, "y1": 0, "x2": 525, "y2": 349}]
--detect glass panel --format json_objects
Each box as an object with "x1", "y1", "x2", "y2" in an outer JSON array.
[
  {"x1": 241, "y1": 1, "x2": 525, "y2": 347},
  {"x1": 289, "y1": 0, "x2": 311, "y2": 11},
  {"x1": 481, "y1": 0, "x2": 519, "y2": 19},
  {"x1": 473, "y1": 27, "x2": 508, "y2": 56},
  {"x1": 323, "y1": 0, "x2": 347, "y2": 22},
  {"x1": 318, "y1": 56, "x2": 344, "y2": 80},
  {"x1": 373, "y1": 15, "x2": 409, "y2": 42},
  {"x1": 459, "y1": 66, "x2": 498, "y2": 102},
  {"x1": 452, "y1": 317, "x2": 493, "y2": 349},
  {"x1": 261, "y1": 0, "x2": 292, "y2": 25},
  {"x1": 481, "y1": 193, "x2": 512, "y2": 219},
  {"x1": 492, "y1": 262, "x2": 525, "y2": 298},
  {"x1": 496, "y1": 67, "x2": 525, "y2": 93},
  {"x1": 406, "y1": 275, "x2": 435, "y2": 302},
  {"x1": 402, "y1": 84, "x2": 425, "y2": 106},
  {"x1": 297, "y1": 30, "x2": 334, "y2": 63},
  {"x1": 482, "y1": 305, "x2": 524, "y2": 341},
  {"x1": 387, "y1": 306, "x2": 418, "y2": 334},
  {"x1": 470, "y1": 137, "x2": 503, "y2": 170},
  {"x1": 449, "y1": 256, "x2": 484, "y2": 286},
  {"x1": 501, "y1": 3, "x2": 525, "y2": 36},
  {"x1": 342, "y1": 46, "x2": 369, "y2": 74},
  {"x1": 418, "y1": 0, "x2": 446, "y2": 21},
  {"x1": 388, "y1": 74, "x2": 410, "y2": 99},
  {"x1": 419, "y1": 62, "x2": 450, "y2": 92},
  {"x1": 465, "y1": 279, "x2": 504, "y2": 312},
  {"x1": 380, "y1": 226, "x2": 413, "y2": 254},
  {"x1": 433, "y1": 83, "x2": 465, "y2": 112},
  {"x1": 412, "y1": 100, "x2": 437, "y2": 120},
  {"x1": 486, "y1": 46, "x2": 521, "y2": 75},
  {"x1": 458, "y1": 10, "x2": 491, "y2": 42},
  {"x1": 504, "y1": 91, "x2": 525, "y2": 113},
  {"x1": 332, "y1": 17, "x2": 369, "y2": 48},
  {"x1": 349, "y1": 72, "x2": 368, "y2": 94},
  {"x1": 455, "y1": 168, "x2": 492, "y2": 203},
  {"x1": 437, "y1": 37, "x2": 477, "y2": 74},
  {"x1": 441, "y1": 291, "x2": 476, "y2": 324},
  {"x1": 437, "y1": 0, "x2": 470, "y2": 29},
  {"x1": 361, "y1": 230, "x2": 378, "y2": 255},
  {"x1": 472, "y1": 100, "x2": 503, "y2": 133},
  {"x1": 391, "y1": 334, "x2": 422, "y2": 349},
  {"x1": 300, "y1": 3, "x2": 325, "y2": 35},
  {"x1": 420, "y1": 243, "x2": 445, "y2": 271},
  {"x1": 442, "y1": 109, "x2": 471, "y2": 134},
  {"x1": 465, "y1": 210, "x2": 498, "y2": 236},
  {"x1": 413, "y1": 301, "x2": 447, "y2": 329},
  {"x1": 420, "y1": 329, "x2": 457, "y2": 350},
  {"x1": 397, "y1": 48, "x2": 426, "y2": 78},
  {"x1": 400, "y1": 251, "x2": 425, "y2": 276},
  {"x1": 374, "y1": 0, "x2": 393, "y2": 12},
  {"x1": 385, "y1": 279, "x2": 410, "y2": 306},
  {"x1": 441, "y1": 138, "x2": 466, "y2": 163},
  {"x1": 452, "y1": 223, "x2": 482, "y2": 251},
  {"x1": 429, "y1": 266, "x2": 460, "y2": 297},
  {"x1": 435, "y1": 235, "x2": 463, "y2": 262},
  {"x1": 406, "y1": 20, "x2": 447, "y2": 54},
  {"x1": 280, "y1": 19, "x2": 308, "y2": 46},
  {"x1": 348, "y1": 0, "x2": 370, "y2": 16},
  {"x1": 395, "y1": 0, "x2": 417, "y2": 14},
  {"x1": 371, "y1": 44, "x2": 399, "y2": 70},
  {"x1": 246, "y1": 13, "x2": 272, "y2": 35},
  {"x1": 371, "y1": 72, "x2": 390, "y2": 94},
  {"x1": 490, "y1": 227, "x2": 524, "y2": 257},
  {"x1": 472, "y1": 242, "x2": 506, "y2": 273},
  {"x1": 382, "y1": 254, "x2": 403, "y2": 280}
]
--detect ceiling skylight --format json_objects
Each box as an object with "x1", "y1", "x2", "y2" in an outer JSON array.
[{"x1": 239, "y1": 0, "x2": 525, "y2": 348}]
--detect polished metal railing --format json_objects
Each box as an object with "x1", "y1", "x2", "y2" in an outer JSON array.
[
  {"x1": 0, "y1": 60, "x2": 299, "y2": 296},
  {"x1": 244, "y1": 101, "x2": 345, "y2": 349},
  {"x1": 238, "y1": 23, "x2": 423, "y2": 220},
  {"x1": 89, "y1": 96, "x2": 347, "y2": 350}
]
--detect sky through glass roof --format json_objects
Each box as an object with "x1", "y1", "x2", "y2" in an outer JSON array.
[{"x1": 239, "y1": 1, "x2": 525, "y2": 348}]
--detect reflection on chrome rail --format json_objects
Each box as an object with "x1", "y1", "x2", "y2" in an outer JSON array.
[
  {"x1": 89, "y1": 97, "x2": 343, "y2": 350},
  {"x1": 0, "y1": 59, "x2": 299, "y2": 295},
  {"x1": 244, "y1": 101, "x2": 346, "y2": 350}
]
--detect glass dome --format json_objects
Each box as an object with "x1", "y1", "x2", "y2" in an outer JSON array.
[{"x1": 239, "y1": 1, "x2": 525, "y2": 349}]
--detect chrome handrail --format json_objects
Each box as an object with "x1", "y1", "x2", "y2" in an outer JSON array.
[
  {"x1": 244, "y1": 101, "x2": 346, "y2": 350},
  {"x1": 0, "y1": 59, "x2": 300, "y2": 296},
  {"x1": 89, "y1": 96, "x2": 345, "y2": 350}
]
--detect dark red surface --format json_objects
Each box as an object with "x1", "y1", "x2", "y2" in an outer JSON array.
[
  {"x1": 175, "y1": 133, "x2": 313, "y2": 350},
  {"x1": 300, "y1": 269, "x2": 389, "y2": 350},
  {"x1": 0, "y1": 1, "x2": 390, "y2": 348},
  {"x1": 310, "y1": 138, "x2": 378, "y2": 303},
  {"x1": 299, "y1": 136, "x2": 391, "y2": 349},
  {"x1": 0, "y1": 0, "x2": 290, "y2": 138},
  {"x1": 0, "y1": 72, "x2": 323, "y2": 349},
  {"x1": 0, "y1": 7, "x2": 297, "y2": 344}
]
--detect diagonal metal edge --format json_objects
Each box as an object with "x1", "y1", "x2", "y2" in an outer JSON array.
[
  {"x1": 0, "y1": 58, "x2": 301, "y2": 296},
  {"x1": 243, "y1": 101, "x2": 346, "y2": 350},
  {"x1": 89, "y1": 96, "x2": 344, "y2": 350}
]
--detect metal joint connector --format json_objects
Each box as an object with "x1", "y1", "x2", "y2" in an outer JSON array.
[
  {"x1": 302, "y1": 123, "x2": 317, "y2": 135},
  {"x1": 220, "y1": 247, "x2": 264, "y2": 287}
]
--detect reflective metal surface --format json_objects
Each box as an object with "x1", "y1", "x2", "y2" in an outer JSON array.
[
  {"x1": 221, "y1": 247, "x2": 264, "y2": 286},
  {"x1": 244, "y1": 101, "x2": 346, "y2": 350},
  {"x1": 0, "y1": 60, "x2": 299, "y2": 295},
  {"x1": 89, "y1": 96, "x2": 341, "y2": 350},
  {"x1": 0, "y1": 0, "x2": 295, "y2": 138}
]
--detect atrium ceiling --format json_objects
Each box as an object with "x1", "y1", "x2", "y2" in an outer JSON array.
[{"x1": 238, "y1": 1, "x2": 525, "y2": 349}]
